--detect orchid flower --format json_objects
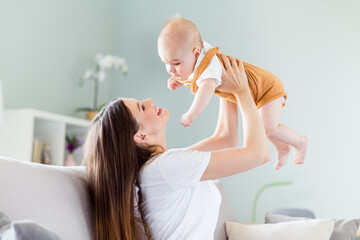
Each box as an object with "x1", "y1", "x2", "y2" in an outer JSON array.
[{"x1": 78, "y1": 53, "x2": 127, "y2": 111}]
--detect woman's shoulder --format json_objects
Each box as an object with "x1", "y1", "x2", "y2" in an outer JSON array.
[
  {"x1": 141, "y1": 148, "x2": 212, "y2": 189},
  {"x1": 144, "y1": 148, "x2": 209, "y2": 168},
  {"x1": 161, "y1": 148, "x2": 210, "y2": 159},
  {"x1": 141, "y1": 148, "x2": 189, "y2": 177},
  {"x1": 162, "y1": 148, "x2": 190, "y2": 156},
  {"x1": 146, "y1": 148, "x2": 189, "y2": 164}
]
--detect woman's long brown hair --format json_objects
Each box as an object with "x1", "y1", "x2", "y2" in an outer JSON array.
[{"x1": 83, "y1": 98, "x2": 154, "y2": 240}]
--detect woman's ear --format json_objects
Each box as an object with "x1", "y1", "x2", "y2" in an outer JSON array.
[{"x1": 134, "y1": 132, "x2": 148, "y2": 144}]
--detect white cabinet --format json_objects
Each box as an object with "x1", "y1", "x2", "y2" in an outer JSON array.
[{"x1": 0, "y1": 109, "x2": 90, "y2": 166}]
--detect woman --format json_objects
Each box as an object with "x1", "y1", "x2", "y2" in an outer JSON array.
[{"x1": 84, "y1": 54, "x2": 270, "y2": 240}]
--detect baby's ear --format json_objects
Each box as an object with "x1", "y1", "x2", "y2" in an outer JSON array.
[{"x1": 193, "y1": 47, "x2": 201, "y2": 58}]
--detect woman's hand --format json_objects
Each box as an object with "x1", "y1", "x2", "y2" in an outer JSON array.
[{"x1": 216, "y1": 53, "x2": 250, "y2": 95}]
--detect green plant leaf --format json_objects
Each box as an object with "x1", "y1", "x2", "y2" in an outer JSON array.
[
  {"x1": 97, "y1": 103, "x2": 107, "y2": 111},
  {"x1": 75, "y1": 107, "x2": 95, "y2": 112}
]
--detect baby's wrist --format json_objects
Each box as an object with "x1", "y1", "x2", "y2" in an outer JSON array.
[{"x1": 185, "y1": 111, "x2": 199, "y2": 120}]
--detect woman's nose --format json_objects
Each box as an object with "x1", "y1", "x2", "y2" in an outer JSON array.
[{"x1": 145, "y1": 98, "x2": 153, "y2": 105}]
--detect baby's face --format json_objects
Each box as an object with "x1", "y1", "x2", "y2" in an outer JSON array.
[{"x1": 158, "y1": 40, "x2": 198, "y2": 80}]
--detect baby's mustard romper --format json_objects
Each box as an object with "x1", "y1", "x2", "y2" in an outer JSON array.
[{"x1": 177, "y1": 47, "x2": 287, "y2": 108}]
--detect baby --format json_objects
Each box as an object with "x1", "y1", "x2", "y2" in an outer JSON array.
[{"x1": 157, "y1": 16, "x2": 308, "y2": 169}]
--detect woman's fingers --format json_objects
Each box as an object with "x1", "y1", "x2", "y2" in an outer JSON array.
[
  {"x1": 218, "y1": 53, "x2": 249, "y2": 94},
  {"x1": 220, "y1": 53, "x2": 230, "y2": 71},
  {"x1": 237, "y1": 58, "x2": 244, "y2": 73},
  {"x1": 228, "y1": 55, "x2": 237, "y2": 70},
  {"x1": 236, "y1": 58, "x2": 241, "y2": 67}
]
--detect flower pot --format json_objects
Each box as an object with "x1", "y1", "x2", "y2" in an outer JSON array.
[
  {"x1": 86, "y1": 111, "x2": 98, "y2": 121},
  {"x1": 64, "y1": 154, "x2": 77, "y2": 166}
]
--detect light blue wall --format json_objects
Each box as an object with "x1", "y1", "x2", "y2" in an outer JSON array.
[
  {"x1": 2, "y1": 0, "x2": 360, "y2": 223},
  {"x1": 113, "y1": 0, "x2": 360, "y2": 222},
  {"x1": 0, "y1": 0, "x2": 115, "y2": 116}
]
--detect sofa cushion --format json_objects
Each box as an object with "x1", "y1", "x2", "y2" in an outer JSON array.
[
  {"x1": 225, "y1": 219, "x2": 334, "y2": 240},
  {"x1": 0, "y1": 156, "x2": 94, "y2": 240},
  {"x1": 265, "y1": 213, "x2": 360, "y2": 240},
  {"x1": 0, "y1": 215, "x2": 61, "y2": 240},
  {"x1": 0, "y1": 212, "x2": 11, "y2": 228}
]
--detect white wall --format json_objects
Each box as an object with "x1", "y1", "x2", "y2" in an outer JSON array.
[
  {"x1": 0, "y1": 0, "x2": 115, "y2": 116},
  {"x1": 113, "y1": 0, "x2": 360, "y2": 222}
]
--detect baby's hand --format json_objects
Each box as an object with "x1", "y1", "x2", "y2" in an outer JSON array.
[
  {"x1": 167, "y1": 76, "x2": 183, "y2": 91},
  {"x1": 180, "y1": 112, "x2": 196, "y2": 127}
]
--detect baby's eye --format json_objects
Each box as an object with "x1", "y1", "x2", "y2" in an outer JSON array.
[
  {"x1": 142, "y1": 105, "x2": 145, "y2": 110},
  {"x1": 173, "y1": 63, "x2": 180, "y2": 66}
]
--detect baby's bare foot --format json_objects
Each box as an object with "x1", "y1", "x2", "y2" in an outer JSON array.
[
  {"x1": 274, "y1": 143, "x2": 291, "y2": 170},
  {"x1": 293, "y1": 136, "x2": 309, "y2": 165}
]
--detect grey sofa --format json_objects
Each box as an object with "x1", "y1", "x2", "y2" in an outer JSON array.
[{"x1": 0, "y1": 156, "x2": 235, "y2": 240}]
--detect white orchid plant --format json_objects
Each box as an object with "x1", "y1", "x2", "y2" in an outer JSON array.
[{"x1": 77, "y1": 54, "x2": 127, "y2": 112}]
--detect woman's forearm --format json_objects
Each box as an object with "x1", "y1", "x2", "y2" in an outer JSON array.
[
  {"x1": 235, "y1": 90, "x2": 269, "y2": 156},
  {"x1": 188, "y1": 98, "x2": 239, "y2": 152},
  {"x1": 201, "y1": 90, "x2": 270, "y2": 180},
  {"x1": 212, "y1": 98, "x2": 239, "y2": 146},
  {"x1": 187, "y1": 135, "x2": 234, "y2": 152}
]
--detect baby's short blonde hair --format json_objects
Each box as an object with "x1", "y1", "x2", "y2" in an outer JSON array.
[{"x1": 158, "y1": 14, "x2": 203, "y2": 50}]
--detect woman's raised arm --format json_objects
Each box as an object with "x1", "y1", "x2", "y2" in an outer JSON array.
[
  {"x1": 201, "y1": 54, "x2": 270, "y2": 180},
  {"x1": 187, "y1": 97, "x2": 239, "y2": 152}
]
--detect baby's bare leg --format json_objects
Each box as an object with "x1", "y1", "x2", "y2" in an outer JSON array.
[{"x1": 258, "y1": 97, "x2": 308, "y2": 169}]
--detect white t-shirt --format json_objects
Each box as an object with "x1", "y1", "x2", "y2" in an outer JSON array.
[
  {"x1": 139, "y1": 148, "x2": 221, "y2": 240},
  {"x1": 188, "y1": 41, "x2": 223, "y2": 88}
]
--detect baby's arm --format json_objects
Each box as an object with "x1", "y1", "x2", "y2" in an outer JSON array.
[
  {"x1": 180, "y1": 78, "x2": 217, "y2": 127},
  {"x1": 168, "y1": 76, "x2": 183, "y2": 90}
]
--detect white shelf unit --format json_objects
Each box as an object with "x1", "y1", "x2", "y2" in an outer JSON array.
[{"x1": 0, "y1": 109, "x2": 90, "y2": 166}]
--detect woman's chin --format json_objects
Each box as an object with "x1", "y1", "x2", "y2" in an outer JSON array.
[
  {"x1": 163, "y1": 110, "x2": 170, "y2": 119},
  {"x1": 160, "y1": 108, "x2": 169, "y2": 115},
  {"x1": 162, "y1": 109, "x2": 170, "y2": 121}
]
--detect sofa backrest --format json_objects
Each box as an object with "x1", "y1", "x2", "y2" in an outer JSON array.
[
  {"x1": 0, "y1": 156, "x2": 236, "y2": 240},
  {"x1": 214, "y1": 180, "x2": 237, "y2": 240},
  {"x1": 0, "y1": 156, "x2": 94, "y2": 240}
]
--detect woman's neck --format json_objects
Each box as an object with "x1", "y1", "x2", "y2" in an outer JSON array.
[{"x1": 156, "y1": 139, "x2": 167, "y2": 153}]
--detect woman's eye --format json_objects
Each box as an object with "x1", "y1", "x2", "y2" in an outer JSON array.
[
  {"x1": 142, "y1": 105, "x2": 145, "y2": 110},
  {"x1": 173, "y1": 63, "x2": 180, "y2": 66}
]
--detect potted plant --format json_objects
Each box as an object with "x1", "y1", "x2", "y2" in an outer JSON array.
[
  {"x1": 65, "y1": 134, "x2": 84, "y2": 166},
  {"x1": 77, "y1": 54, "x2": 127, "y2": 120}
]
